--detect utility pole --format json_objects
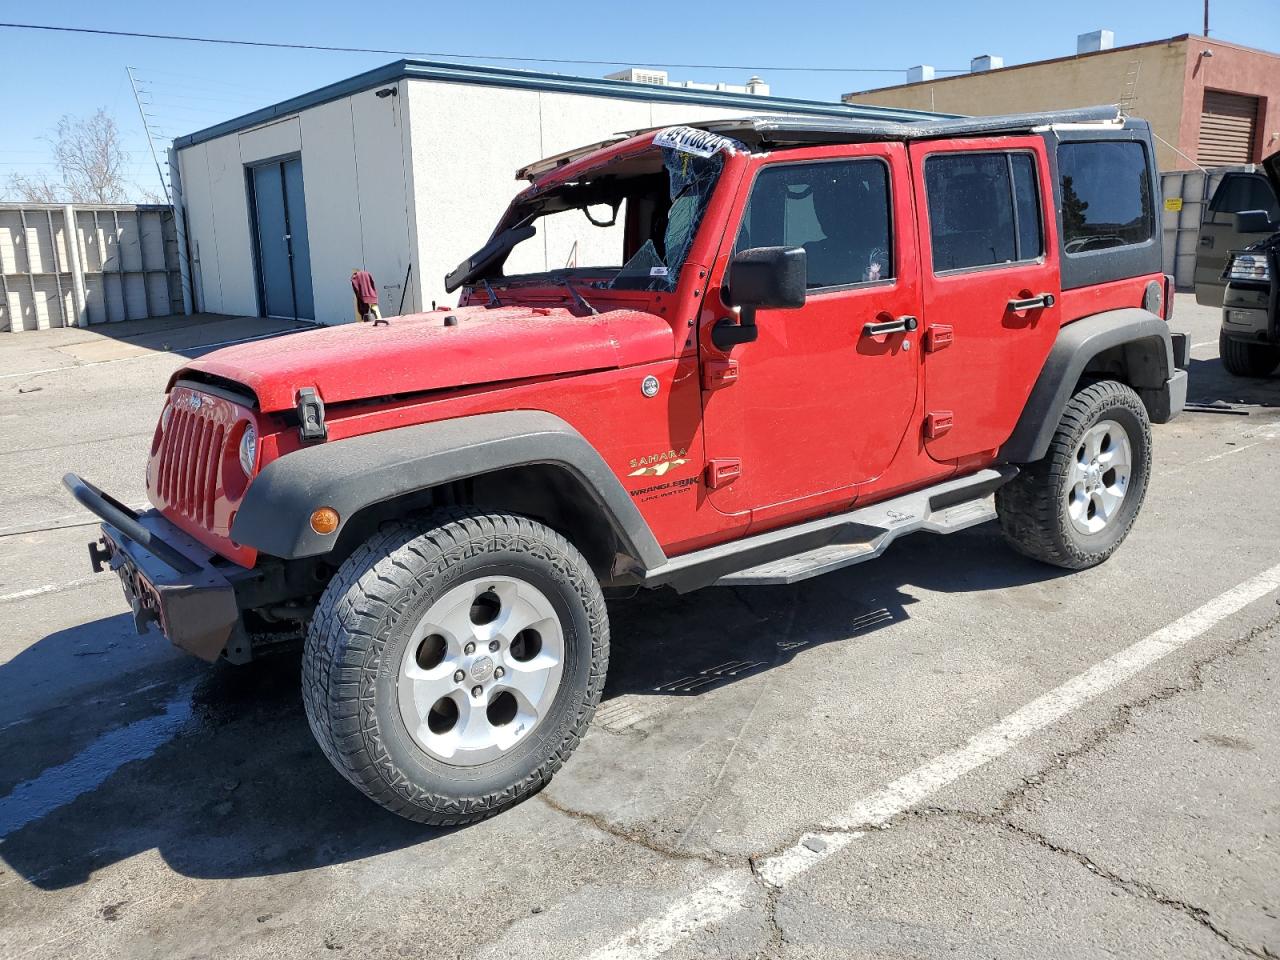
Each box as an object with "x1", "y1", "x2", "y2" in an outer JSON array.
[
  {"x1": 1203, "y1": 0, "x2": 1210, "y2": 36},
  {"x1": 127, "y1": 65, "x2": 172, "y2": 205}
]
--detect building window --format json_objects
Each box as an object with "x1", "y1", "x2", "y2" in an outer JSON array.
[
  {"x1": 924, "y1": 152, "x2": 1043, "y2": 272},
  {"x1": 735, "y1": 159, "x2": 893, "y2": 289},
  {"x1": 1057, "y1": 141, "x2": 1154, "y2": 255}
]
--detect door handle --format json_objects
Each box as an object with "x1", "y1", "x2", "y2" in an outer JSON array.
[
  {"x1": 863, "y1": 315, "x2": 918, "y2": 337},
  {"x1": 1007, "y1": 293, "x2": 1056, "y2": 312}
]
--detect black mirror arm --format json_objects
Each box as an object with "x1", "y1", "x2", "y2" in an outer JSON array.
[{"x1": 711, "y1": 306, "x2": 759, "y2": 350}]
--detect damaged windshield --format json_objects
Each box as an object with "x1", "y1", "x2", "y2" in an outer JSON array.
[{"x1": 452, "y1": 129, "x2": 738, "y2": 294}]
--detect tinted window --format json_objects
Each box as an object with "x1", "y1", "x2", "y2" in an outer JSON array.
[
  {"x1": 736, "y1": 159, "x2": 892, "y2": 289},
  {"x1": 1057, "y1": 141, "x2": 1154, "y2": 254},
  {"x1": 925, "y1": 152, "x2": 1043, "y2": 271},
  {"x1": 1206, "y1": 174, "x2": 1280, "y2": 222},
  {"x1": 1011, "y1": 155, "x2": 1043, "y2": 261}
]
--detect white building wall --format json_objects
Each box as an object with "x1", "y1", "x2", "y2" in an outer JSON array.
[
  {"x1": 175, "y1": 85, "x2": 417, "y2": 325},
  {"x1": 405, "y1": 80, "x2": 745, "y2": 309}
]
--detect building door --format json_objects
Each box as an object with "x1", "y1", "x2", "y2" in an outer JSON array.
[
  {"x1": 1197, "y1": 91, "x2": 1260, "y2": 166},
  {"x1": 251, "y1": 157, "x2": 313, "y2": 320}
]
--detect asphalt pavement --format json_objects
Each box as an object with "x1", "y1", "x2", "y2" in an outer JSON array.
[{"x1": 0, "y1": 297, "x2": 1276, "y2": 960}]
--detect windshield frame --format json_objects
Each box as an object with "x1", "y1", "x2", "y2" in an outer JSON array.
[{"x1": 458, "y1": 129, "x2": 743, "y2": 297}]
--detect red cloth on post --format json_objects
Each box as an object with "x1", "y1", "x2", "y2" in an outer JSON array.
[{"x1": 351, "y1": 270, "x2": 378, "y2": 307}]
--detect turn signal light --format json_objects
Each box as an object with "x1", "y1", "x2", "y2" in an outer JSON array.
[{"x1": 310, "y1": 507, "x2": 340, "y2": 535}]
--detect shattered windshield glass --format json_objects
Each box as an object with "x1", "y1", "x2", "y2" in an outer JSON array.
[{"x1": 468, "y1": 128, "x2": 740, "y2": 294}]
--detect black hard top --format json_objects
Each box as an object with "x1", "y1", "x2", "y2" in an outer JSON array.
[{"x1": 693, "y1": 105, "x2": 1128, "y2": 149}]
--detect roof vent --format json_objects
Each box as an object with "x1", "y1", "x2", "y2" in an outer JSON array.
[
  {"x1": 907, "y1": 65, "x2": 935, "y2": 83},
  {"x1": 1077, "y1": 29, "x2": 1115, "y2": 54},
  {"x1": 604, "y1": 68, "x2": 669, "y2": 86},
  {"x1": 970, "y1": 54, "x2": 1003, "y2": 73}
]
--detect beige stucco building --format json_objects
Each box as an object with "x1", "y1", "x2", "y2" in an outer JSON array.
[{"x1": 844, "y1": 35, "x2": 1280, "y2": 172}]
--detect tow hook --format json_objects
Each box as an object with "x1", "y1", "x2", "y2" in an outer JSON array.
[{"x1": 88, "y1": 538, "x2": 111, "y2": 573}]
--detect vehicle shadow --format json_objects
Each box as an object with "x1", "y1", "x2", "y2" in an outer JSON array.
[
  {"x1": 602, "y1": 520, "x2": 1066, "y2": 701},
  {"x1": 0, "y1": 522, "x2": 1060, "y2": 890},
  {"x1": 1186, "y1": 355, "x2": 1280, "y2": 408}
]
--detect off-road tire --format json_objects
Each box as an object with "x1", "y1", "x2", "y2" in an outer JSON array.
[
  {"x1": 997, "y1": 380, "x2": 1152, "y2": 570},
  {"x1": 302, "y1": 509, "x2": 609, "y2": 825},
  {"x1": 1219, "y1": 332, "x2": 1280, "y2": 378}
]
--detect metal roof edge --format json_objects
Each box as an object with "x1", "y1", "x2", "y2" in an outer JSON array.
[{"x1": 172, "y1": 58, "x2": 957, "y2": 150}]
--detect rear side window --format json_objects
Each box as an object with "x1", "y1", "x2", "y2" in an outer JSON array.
[
  {"x1": 735, "y1": 159, "x2": 893, "y2": 289},
  {"x1": 924, "y1": 152, "x2": 1044, "y2": 272},
  {"x1": 1057, "y1": 141, "x2": 1154, "y2": 254}
]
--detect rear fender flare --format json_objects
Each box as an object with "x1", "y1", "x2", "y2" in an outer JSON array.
[
  {"x1": 231, "y1": 411, "x2": 666, "y2": 571},
  {"x1": 1000, "y1": 308, "x2": 1175, "y2": 463}
]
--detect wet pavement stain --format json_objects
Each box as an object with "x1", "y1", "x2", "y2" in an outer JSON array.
[{"x1": 0, "y1": 680, "x2": 196, "y2": 839}]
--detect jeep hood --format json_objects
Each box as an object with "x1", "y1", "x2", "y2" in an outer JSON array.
[{"x1": 178, "y1": 304, "x2": 678, "y2": 412}]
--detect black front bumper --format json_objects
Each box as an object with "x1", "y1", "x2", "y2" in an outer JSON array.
[{"x1": 63, "y1": 473, "x2": 242, "y2": 661}]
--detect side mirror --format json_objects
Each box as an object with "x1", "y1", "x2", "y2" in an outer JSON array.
[
  {"x1": 715, "y1": 246, "x2": 807, "y2": 349},
  {"x1": 1233, "y1": 209, "x2": 1276, "y2": 235}
]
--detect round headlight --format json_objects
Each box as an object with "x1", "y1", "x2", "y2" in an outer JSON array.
[
  {"x1": 238, "y1": 424, "x2": 257, "y2": 476},
  {"x1": 161, "y1": 403, "x2": 173, "y2": 431}
]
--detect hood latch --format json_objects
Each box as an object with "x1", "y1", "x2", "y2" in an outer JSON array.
[{"x1": 296, "y1": 387, "x2": 328, "y2": 443}]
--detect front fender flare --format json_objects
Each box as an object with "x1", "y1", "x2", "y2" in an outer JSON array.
[
  {"x1": 1000, "y1": 308, "x2": 1180, "y2": 463},
  {"x1": 231, "y1": 411, "x2": 666, "y2": 570}
]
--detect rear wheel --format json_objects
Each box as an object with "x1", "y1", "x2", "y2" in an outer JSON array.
[
  {"x1": 302, "y1": 510, "x2": 608, "y2": 825},
  {"x1": 1219, "y1": 331, "x2": 1280, "y2": 377},
  {"x1": 997, "y1": 380, "x2": 1152, "y2": 570}
]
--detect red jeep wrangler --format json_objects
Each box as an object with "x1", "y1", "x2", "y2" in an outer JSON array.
[{"x1": 66, "y1": 106, "x2": 1188, "y2": 824}]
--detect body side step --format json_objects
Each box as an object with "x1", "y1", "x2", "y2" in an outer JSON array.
[{"x1": 644, "y1": 467, "x2": 1017, "y2": 592}]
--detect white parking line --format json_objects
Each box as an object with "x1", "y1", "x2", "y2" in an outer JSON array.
[
  {"x1": 1190, "y1": 339, "x2": 1217, "y2": 349},
  {"x1": 583, "y1": 561, "x2": 1280, "y2": 959},
  {"x1": 0, "y1": 577, "x2": 100, "y2": 604}
]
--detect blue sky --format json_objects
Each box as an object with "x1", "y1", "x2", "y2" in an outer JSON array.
[{"x1": 2, "y1": 1, "x2": 1276, "y2": 199}]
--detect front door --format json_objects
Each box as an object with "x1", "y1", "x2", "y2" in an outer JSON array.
[
  {"x1": 251, "y1": 156, "x2": 314, "y2": 321},
  {"x1": 911, "y1": 138, "x2": 1061, "y2": 464},
  {"x1": 699, "y1": 144, "x2": 921, "y2": 526},
  {"x1": 1193, "y1": 170, "x2": 1279, "y2": 306}
]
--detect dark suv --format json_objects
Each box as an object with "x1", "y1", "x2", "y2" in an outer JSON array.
[{"x1": 67, "y1": 106, "x2": 1187, "y2": 825}]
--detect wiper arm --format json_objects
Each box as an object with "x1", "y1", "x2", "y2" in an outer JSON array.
[
  {"x1": 561, "y1": 278, "x2": 597, "y2": 316},
  {"x1": 480, "y1": 279, "x2": 502, "y2": 308}
]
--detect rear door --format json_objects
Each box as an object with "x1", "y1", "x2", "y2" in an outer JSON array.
[
  {"x1": 1194, "y1": 169, "x2": 1279, "y2": 306},
  {"x1": 910, "y1": 137, "x2": 1060, "y2": 464}
]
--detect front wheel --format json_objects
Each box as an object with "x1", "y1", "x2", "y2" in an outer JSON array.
[
  {"x1": 1219, "y1": 332, "x2": 1280, "y2": 378},
  {"x1": 997, "y1": 380, "x2": 1152, "y2": 570},
  {"x1": 302, "y1": 510, "x2": 609, "y2": 825}
]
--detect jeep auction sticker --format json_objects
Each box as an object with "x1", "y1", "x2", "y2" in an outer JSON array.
[{"x1": 653, "y1": 126, "x2": 740, "y2": 158}]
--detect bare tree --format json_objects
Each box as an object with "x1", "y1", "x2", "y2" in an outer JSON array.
[{"x1": 6, "y1": 109, "x2": 130, "y2": 203}]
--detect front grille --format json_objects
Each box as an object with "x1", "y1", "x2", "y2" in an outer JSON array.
[{"x1": 157, "y1": 403, "x2": 225, "y2": 528}]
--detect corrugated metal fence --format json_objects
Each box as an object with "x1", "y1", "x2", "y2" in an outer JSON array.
[
  {"x1": 0, "y1": 203, "x2": 183, "y2": 333},
  {"x1": 1160, "y1": 164, "x2": 1253, "y2": 290}
]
